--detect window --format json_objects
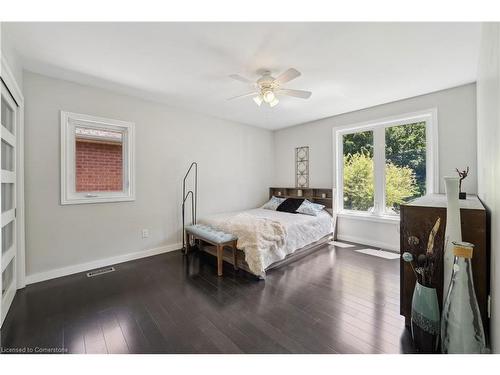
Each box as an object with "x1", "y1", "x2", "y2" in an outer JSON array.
[
  {"x1": 342, "y1": 130, "x2": 374, "y2": 211},
  {"x1": 336, "y1": 110, "x2": 437, "y2": 220},
  {"x1": 61, "y1": 111, "x2": 135, "y2": 205},
  {"x1": 385, "y1": 122, "x2": 427, "y2": 213}
]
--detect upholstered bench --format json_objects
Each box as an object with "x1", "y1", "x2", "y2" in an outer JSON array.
[{"x1": 185, "y1": 224, "x2": 238, "y2": 276}]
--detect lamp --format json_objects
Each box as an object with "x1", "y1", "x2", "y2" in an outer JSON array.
[
  {"x1": 254, "y1": 89, "x2": 279, "y2": 108},
  {"x1": 253, "y1": 96, "x2": 263, "y2": 106},
  {"x1": 262, "y1": 90, "x2": 276, "y2": 103},
  {"x1": 269, "y1": 97, "x2": 279, "y2": 107}
]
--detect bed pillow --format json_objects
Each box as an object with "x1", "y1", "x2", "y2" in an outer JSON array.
[
  {"x1": 261, "y1": 196, "x2": 286, "y2": 210},
  {"x1": 296, "y1": 199, "x2": 325, "y2": 216},
  {"x1": 276, "y1": 198, "x2": 304, "y2": 213}
]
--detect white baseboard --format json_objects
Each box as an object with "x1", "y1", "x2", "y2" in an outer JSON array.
[
  {"x1": 25, "y1": 242, "x2": 182, "y2": 285},
  {"x1": 336, "y1": 234, "x2": 399, "y2": 252}
]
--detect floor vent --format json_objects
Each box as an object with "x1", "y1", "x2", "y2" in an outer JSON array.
[{"x1": 86, "y1": 266, "x2": 115, "y2": 278}]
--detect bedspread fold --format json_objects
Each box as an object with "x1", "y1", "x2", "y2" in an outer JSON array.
[{"x1": 213, "y1": 213, "x2": 286, "y2": 277}]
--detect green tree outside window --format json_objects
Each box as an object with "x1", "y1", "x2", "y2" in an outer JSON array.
[{"x1": 342, "y1": 122, "x2": 426, "y2": 213}]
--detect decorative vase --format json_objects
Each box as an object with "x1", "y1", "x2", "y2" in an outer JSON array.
[
  {"x1": 411, "y1": 282, "x2": 440, "y2": 353},
  {"x1": 441, "y1": 242, "x2": 486, "y2": 353},
  {"x1": 443, "y1": 177, "x2": 462, "y2": 303}
]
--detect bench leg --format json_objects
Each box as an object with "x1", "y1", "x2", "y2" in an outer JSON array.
[
  {"x1": 232, "y1": 241, "x2": 238, "y2": 270},
  {"x1": 185, "y1": 232, "x2": 191, "y2": 254},
  {"x1": 217, "y1": 244, "x2": 223, "y2": 277}
]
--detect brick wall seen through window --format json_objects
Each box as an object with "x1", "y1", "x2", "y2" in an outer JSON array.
[{"x1": 75, "y1": 139, "x2": 123, "y2": 192}]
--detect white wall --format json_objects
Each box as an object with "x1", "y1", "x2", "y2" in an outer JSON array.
[
  {"x1": 274, "y1": 84, "x2": 477, "y2": 250},
  {"x1": 477, "y1": 22, "x2": 500, "y2": 353},
  {"x1": 23, "y1": 71, "x2": 274, "y2": 280},
  {"x1": 1, "y1": 23, "x2": 23, "y2": 89}
]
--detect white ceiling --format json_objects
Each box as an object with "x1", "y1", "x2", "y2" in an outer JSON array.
[{"x1": 3, "y1": 22, "x2": 481, "y2": 130}]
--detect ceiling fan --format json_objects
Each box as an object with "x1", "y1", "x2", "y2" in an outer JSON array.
[{"x1": 227, "y1": 68, "x2": 312, "y2": 108}]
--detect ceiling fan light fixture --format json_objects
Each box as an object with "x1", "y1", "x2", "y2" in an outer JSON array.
[
  {"x1": 228, "y1": 68, "x2": 311, "y2": 109},
  {"x1": 262, "y1": 90, "x2": 276, "y2": 103},
  {"x1": 269, "y1": 97, "x2": 279, "y2": 107},
  {"x1": 253, "y1": 95, "x2": 263, "y2": 106}
]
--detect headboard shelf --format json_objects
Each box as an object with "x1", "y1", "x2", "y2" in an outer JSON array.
[{"x1": 269, "y1": 187, "x2": 333, "y2": 210}]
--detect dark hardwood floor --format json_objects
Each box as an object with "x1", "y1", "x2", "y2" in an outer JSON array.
[{"x1": 0, "y1": 243, "x2": 414, "y2": 354}]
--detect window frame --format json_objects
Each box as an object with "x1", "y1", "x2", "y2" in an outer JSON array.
[
  {"x1": 334, "y1": 109, "x2": 438, "y2": 222},
  {"x1": 60, "y1": 111, "x2": 135, "y2": 205}
]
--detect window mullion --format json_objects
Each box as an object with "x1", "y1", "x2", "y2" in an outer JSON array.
[
  {"x1": 337, "y1": 133, "x2": 344, "y2": 212},
  {"x1": 373, "y1": 127, "x2": 385, "y2": 215}
]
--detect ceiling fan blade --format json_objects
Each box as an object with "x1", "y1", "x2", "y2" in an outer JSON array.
[
  {"x1": 275, "y1": 68, "x2": 301, "y2": 84},
  {"x1": 229, "y1": 74, "x2": 253, "y2": 84},
  {"x1": 227, "y1": 91, "x2": 258, "y2": 101},
  {"x1": 279, "y1": 89, "x2": 312, "y2": 99}
]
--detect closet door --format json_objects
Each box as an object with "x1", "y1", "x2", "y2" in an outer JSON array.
[{"x1": 0, "y1": 81, "x2": 18, "y2": 325}]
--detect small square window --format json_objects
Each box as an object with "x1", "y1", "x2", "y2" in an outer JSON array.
[{"x1": 61, "y1": 111, "x2": 135, "y2": 205}]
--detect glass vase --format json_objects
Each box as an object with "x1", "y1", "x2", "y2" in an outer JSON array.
[
  {"x1": 443, "y1": 176, "x2": 462, "y2": 303},
  {"x1": 441, "y1": 242, "x2": 486, "y2": 354},
  {"x1": 411, "y1": 281, "x2": 440, "y2": 353}
]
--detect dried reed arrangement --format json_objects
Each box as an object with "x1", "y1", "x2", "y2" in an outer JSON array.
[{"x1": 402, "y1": 217, "x2": 441, "y2": 287}]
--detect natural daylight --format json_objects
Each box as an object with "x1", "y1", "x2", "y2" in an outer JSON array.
[{"x1": 0, "y1": 3, "x2": 499, "y2": 374}]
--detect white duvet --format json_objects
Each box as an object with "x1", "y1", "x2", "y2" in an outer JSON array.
[{"x1": 199, "y1": 208, "x2": 334, "y2": 277}]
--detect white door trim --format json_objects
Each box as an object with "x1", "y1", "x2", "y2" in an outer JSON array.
[{"x1": 1, "y1": 56, "x2": 26, "y2": 290}]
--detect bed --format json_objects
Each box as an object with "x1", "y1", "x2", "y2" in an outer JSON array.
[{"x1": 197, "y1": 188, "x2": 335, "y2": 278}]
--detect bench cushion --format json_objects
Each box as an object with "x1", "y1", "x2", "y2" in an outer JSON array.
[{"x1": 185, "y1": 224, "x2": 237, "y2": 244}]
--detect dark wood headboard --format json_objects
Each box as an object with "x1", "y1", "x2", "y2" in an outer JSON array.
[{"x1": 269, "y1": 187, "x2": 333, "y2": 210}]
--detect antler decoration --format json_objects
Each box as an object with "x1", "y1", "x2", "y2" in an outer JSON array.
[
  {"x1": 427, "y1": 218, "x2": 441, "y2": 255},
  {"x1": 456, "y1": 166, "x2": 469, "y2": 191}
]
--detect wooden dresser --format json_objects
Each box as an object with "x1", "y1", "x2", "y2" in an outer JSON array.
[{"x1": 400, "y1": 194, "x2": 489, "y2": 332}]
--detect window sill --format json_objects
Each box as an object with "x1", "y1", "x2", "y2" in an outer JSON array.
[
  {"x1": 61, "y1": 195, "x2": 135, "y2": 205},
  {"x1": 336, "y1": 211, "x2": 400, "y2": 224}
]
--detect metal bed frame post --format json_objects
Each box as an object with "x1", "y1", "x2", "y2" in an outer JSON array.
[{"x1": 182, "y1": 162, "x2": 197, "y2": 254}]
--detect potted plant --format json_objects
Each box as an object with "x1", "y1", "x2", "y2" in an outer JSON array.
[{"x1": 402, "y1": 217, "x2": 442, "y2": 353}]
